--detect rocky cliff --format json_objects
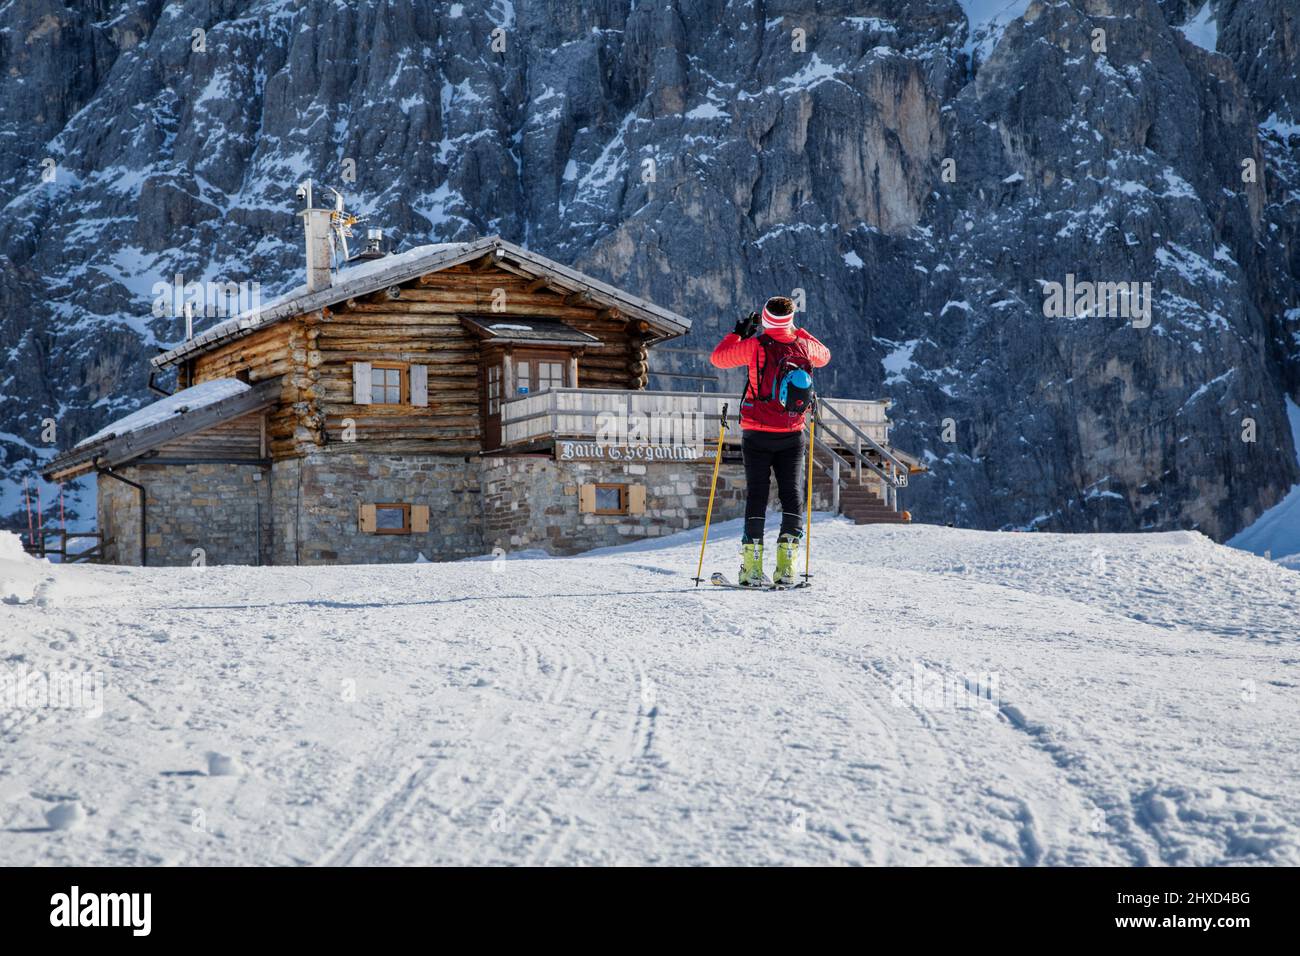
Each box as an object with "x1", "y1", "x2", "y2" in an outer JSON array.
[{"x1": 1, "y1": 0, "x2": 1296, "y2": 538}]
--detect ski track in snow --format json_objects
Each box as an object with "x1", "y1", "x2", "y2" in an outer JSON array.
[{"x1": 1, "y1": 520, "x2": 1296, "y2": 866}]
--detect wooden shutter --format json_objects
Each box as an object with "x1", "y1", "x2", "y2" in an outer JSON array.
[
  {"x1": 352, "y1": 362, "x2": 372, "y2": 404},
  {"x1": 410, "y1": 364, "x2": 428, "y2": 406},
  {"x1": 578, "y1": 484, "x2": 596, "y2": 513},
  {"x1": 628, "y1": 485, "x2": 646, "y2": 515},
  {"x1": 411, "y1": 504, "x2": 430, "y2": 532},
  {"x1": 358, "y1": 502, "x2": 377, "y2": 532}
]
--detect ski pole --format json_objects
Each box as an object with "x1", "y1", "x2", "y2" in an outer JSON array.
[
  {"x1": 803, "y1": 403, "x2": 816, "y2": 584},
  {"x1": 693, "y1": 402, "x2": 728, "y2": 586}
]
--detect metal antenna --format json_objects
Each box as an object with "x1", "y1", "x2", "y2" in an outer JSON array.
[{"x1": 326, "y1": 187, "x2": 363, "y2": 266}]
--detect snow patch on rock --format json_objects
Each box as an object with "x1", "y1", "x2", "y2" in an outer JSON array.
[{"x1": 1179, "y1": 3, "x2": 1218, "y2": 53}]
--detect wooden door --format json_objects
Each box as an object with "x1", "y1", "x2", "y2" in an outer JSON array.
[{"x1": 482, "y1": 348, "x2": 573, "y2": 451}]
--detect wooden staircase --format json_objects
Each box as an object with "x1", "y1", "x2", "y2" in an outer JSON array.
[
  {"x1": 811, "y1": 449, "x2": 911, "y2": 524},
  {"x1": 808, "y1": 399, "x2": 917, "y2": 525}
]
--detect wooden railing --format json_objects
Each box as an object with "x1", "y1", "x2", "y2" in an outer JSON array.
[
  {"x1": 23, "y1": 531, "x2": 110, "y2": 563},
  {"x1": 499, "y1": 387, "x2": 891, "y2": 449}
]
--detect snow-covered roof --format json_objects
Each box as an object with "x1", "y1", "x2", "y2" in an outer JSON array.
[
  {"x1": 43, "y1": 377, "x2": 281, "y2": 481},
  {"x1": 151, "y1": 236, "x2": 692, "y2": 370},
  {"x1": 75, "y1": 378, "x2": 251, "y2": 448}
]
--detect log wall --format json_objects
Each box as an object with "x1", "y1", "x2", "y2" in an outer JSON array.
[
  {"x1": 190, "y1": 322, "x2": 300, "y2": 458},
  {"x1": 191, "y1": 263, "x2": 650, "y2": 458},
  {"x1": 149, "y1": 411, "x2": 266, "y2": 460}
]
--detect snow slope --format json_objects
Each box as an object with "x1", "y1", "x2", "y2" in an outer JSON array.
[
  {"x1": 1228, "y1": 398, "x2": 1300, "y2": 565},
  {"x1": 1, "y1": 522, "x2": 1296, "y2": 866},
  {"x1": 959, "y1": 0, "x2": 1032, "y2": 62},
  {"x1": 1178, "y1": 3, "x2": 1219, "y2": 53}
]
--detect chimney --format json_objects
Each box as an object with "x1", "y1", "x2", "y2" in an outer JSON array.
[{"x1": 297, "y1": 179, "x2": 334, "y2": 292}]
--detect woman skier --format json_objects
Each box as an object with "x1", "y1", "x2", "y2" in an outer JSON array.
[{"x1": 710, "y1": 296, "x2": 831, "y2": 586}]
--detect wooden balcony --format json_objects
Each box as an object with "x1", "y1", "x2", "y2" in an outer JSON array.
[{"x1": 497, "y1": 387, "x2": 892, "y2": 452}]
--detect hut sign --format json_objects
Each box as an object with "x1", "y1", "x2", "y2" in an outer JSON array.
[{"x1": 557, "y1": 441, "x2": 703, "y2": 463}]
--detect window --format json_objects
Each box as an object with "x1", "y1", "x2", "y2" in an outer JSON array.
[
  {"x1": 374, "y1": 503, "x2": 410, "y2": 533},
  {"x1": 359, "y1": 503, "x2": 429, "y2": 534},
  {"x1": 578, "y1": 483, "x2": 646, "y2": 516},
  {"x1": 371, "y1": 363, "x2": 405, "y2": 405},
  {"x1": 510, "y1": 352, "x2": 569, "y2": 397},
  {"x1": 486, "y1": 364, "x2": 501, "y2": 415},
  {"x1": 595, "y1": 486, "x2": 624, "y2": 515},
  {"x1": 537, "y1": 360, "x2": 564, "y2": 392},
  {"x1": 593, "y1": 484, "x2": 626, "y2": 514}
]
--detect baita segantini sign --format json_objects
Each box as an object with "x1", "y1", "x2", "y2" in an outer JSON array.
[{"x1": 557, "y1": 440, "x2": 702, "y2": 462}]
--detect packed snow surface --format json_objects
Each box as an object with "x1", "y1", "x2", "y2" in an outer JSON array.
[{"x1": 1, "y1": 521, "x2": 1296, "y2": 866}]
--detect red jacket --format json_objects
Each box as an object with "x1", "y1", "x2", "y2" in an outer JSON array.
[{"x1": 710, "y1": 327, "x2": 831, "y2": 432}]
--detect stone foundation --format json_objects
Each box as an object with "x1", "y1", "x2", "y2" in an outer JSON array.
[
  {"x1": 97, "y1": 448, "x2": 837, "y2": 566},
  {"x1": 98, "y1": 461, "x2": 271, "y2": 566},
  {"x1": 480, "y1": 455, "x2": 749, "y2": 555},
  {"x1": 271, "y1": 451, "x2": 483, "y2": 565}
]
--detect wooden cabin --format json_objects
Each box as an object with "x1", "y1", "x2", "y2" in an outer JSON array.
[{"x1": 44, "y1": 207, "x2": 921, "y2": 566}]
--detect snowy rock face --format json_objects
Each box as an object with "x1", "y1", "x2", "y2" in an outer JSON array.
[{"x1": 1, "y1": 0, "x2": 1296, "y2": 539}]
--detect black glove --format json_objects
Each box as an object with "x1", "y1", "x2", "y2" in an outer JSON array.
[{"x1": 734, "y1": 311, "x2": 760, "y2": 338}]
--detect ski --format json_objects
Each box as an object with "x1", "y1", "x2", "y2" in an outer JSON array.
[{"x1": 709, "y1": 572, "x2": 811, "y2": 591}]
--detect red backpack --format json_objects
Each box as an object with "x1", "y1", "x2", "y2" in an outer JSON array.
[{"x1": 741, "y1": 334, "x2": 817, "y2": 430}]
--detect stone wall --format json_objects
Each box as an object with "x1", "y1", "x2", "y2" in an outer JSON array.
[
  {"x1": 98, "y1": 462, "x2": 271, "y2": 566},
  {"x1": 98, "y1": 470, "x2": 140, "y2": 566},
  {"x1": 97, "y1": 447, "x2": 837, "y2": 566},
  {"x1": 480, "y1": 453, "x2": 831, "y2": 556},
  {"x1": 272, "y1": 450, "x2": 483, "y2": 565}
]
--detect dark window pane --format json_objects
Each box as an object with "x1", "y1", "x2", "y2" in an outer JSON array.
[
  {"x1": 375, "y1": 506, "x2": 405, "y2": 530},
  {"x1": 594, "y1": 486, "x2": 622, "y2": 512}
]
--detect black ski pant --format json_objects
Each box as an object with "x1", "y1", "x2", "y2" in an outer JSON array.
[{"x1": 741, "y1": 429, "x2": 805, "y2": 543}]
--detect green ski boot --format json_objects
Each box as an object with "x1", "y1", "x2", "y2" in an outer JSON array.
[
  {"x1": 739, "y1": 541, "x2": 765, "y2": 587},
  {"x1": 773, "y1": 533, "x2": 800, "y2": 586}
]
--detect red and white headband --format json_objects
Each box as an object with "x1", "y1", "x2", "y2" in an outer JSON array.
[{"x1": 761, "y1": 303, "x2": 794, "y2": 329}]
